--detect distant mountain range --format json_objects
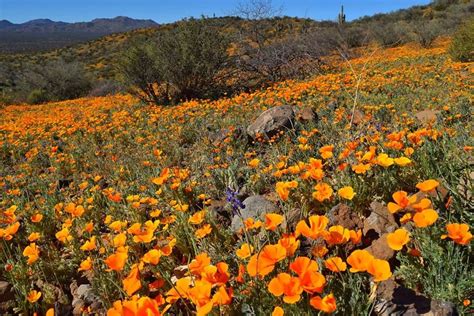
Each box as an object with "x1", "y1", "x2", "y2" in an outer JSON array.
[{"x1": 0, "y1": 16, "x2": 158, "y2": 53}]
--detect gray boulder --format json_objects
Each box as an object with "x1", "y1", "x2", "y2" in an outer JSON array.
[
  {"x1": 247, "y1": 105, "x2": 296, "y2": 139},
  {"x1": 231, "y1": 195, "x2": 278, "y2": 232}
]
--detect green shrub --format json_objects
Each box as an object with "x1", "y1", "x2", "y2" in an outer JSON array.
[
  {"x1": 27, "y1": 89, "x2": 49, "y2": 104},
  {"x1": 118, "y1": 17, "x2": 232, "y2": 105},
  {"x1": 19, "y1": 59, "x2": 92, "y2": 103},
  {"x1": 449, "y1": 18, "x2": 474, "y2": 62},
  {"x1": 410, "y1": 19, "x2": 444, "y2": 48}
]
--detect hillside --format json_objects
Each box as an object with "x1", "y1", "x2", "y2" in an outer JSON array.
[
  {"x1": 0, "y1": 39, "x2": 472, "y2": 315},
  {"x1": 0, "y1": 17, "x2": 158, "y2": 53},
  {"x1": 0, "y1": 0, "x2": 472, "y2": 82}
]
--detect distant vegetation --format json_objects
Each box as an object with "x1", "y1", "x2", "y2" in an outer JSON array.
[
  {"x1": 449, "y1": 17, "x2": 474, "y2": 61},
  {"x1": 0, "y1": 0, "x2": 472, "y2": 105}
]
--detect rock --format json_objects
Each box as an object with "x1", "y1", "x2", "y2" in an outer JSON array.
[
  {"x1": 327, "y1": 203, "x2": 363, "y2": 230},
  {"x1": 0, "y1": 281, "x2": 14, "y2": 302},
  {"x1": 71, "y1": 282, "x2": 102, "y2": 315},
  {"x1": 327, "y1": 100, "x2": 338, "y2": 111},
  {"x1": 351, "y1": 109, "x2": 365, "y2": 125},
  {"x1": 363, "y1": 202, "x2": 398, "y2": 236},
  {"x1": 295, "y1": 107, "x2": 318, "y2": 122},
  {"x1": 209, "y1": 127, "x2": 245, "y2": 146},
  {"x1": 231, "y1": 195, "x2": 279, "y2": 232},
  {"x1": 0, "y1": 281, "x2": 14, "y2": 313},
  {"x1": 209, "y1": 128, "x2": 231, "y2": 146},
  {"x1": 374, "y1": 279, "x2": 457, "y2": 316},
  {"x1": 247, "y1": 105, "x2": 295, "y2": 140},
  {"x1": 415, "y1": 110, "x2": 440, "y2": 125},
  {"x1": 365, "y1": 233, "x2": 395, "y2": 260}
]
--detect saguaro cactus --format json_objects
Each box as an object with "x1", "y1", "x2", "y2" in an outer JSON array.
[{"x1": 338, "y1": 5, "x2": 346, "y2": 25}]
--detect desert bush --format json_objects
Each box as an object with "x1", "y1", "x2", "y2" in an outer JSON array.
[
  {"x1": 235, "y1": 29, "x2": 333, "y2": 88},
  {"x1": 117, "y1": 39, "x2": 167, "y2": 104},
  {"x1": 118, "y1": 18, "x2": 232, "y2": 104},
  {"x1": 18, "y1": 59, "x2": 92, "y2": 103},
  {"x1": 449, "y1": 18, "x2": 474, "y2": 62},
  {"x1": 26, "y1": 89, "x2": 50, "y2": 105},
  {"x1": 410, "y1": 19, "x2": 444, "y2": 48},
  {"x1": 156, "y1": 18, "x2": 233, "y2": 102},
  {"x1": 370, "y1": 21, "x2": 409, "y2": 47}
]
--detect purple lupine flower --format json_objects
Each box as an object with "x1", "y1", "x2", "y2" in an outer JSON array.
[{"x1": 225, "y1": 187, "x2": 244, "y2": 216}]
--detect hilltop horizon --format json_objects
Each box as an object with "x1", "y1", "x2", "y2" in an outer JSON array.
[{"x1": 2, "y1": 0, "x2": 431, "y2": 24}]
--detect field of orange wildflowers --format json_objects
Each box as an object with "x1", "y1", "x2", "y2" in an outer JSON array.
[{"x1": 0, "y1": 39, "x2": 472, "y2": 315}]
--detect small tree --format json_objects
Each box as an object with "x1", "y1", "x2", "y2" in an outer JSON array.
[
  {"x1": 156, "y1": 18, "x2": 232, "y2": 102},
  {"x1": 118, "y1": 39, "x2": 167, "y2": 104},
  {"x1": 19, "y1": 59, "x2": 91, "y2": 103},
  {"x1": 449, "y1": 18, "x2": 474, "y2": 62},
  {"x1": 118, "y1": 18, "x2": 232, "y2": 104}
]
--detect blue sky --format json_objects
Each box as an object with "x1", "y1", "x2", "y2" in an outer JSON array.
[{"x1": 0, "y1": 0, "x2": 431, "y2": 24}]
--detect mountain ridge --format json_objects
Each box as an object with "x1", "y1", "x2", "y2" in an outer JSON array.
[{"x1": 0, "y1": 16, "x2": 159, "y2": 53}]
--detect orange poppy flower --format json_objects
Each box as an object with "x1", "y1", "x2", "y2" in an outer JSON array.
[
  {"x1": 267, "y1": 273, "x2": 303, "y2": 304},
  {"x1": 195, "y1": 224, "x2": 212, "y2": 238},
  {"x1": 55, "y1": 227, "x2": 73, "y2": 243},
  {"x1": 349, "y1": 229, "x2": 362, "y2": 244},
  {"x1": 352, "y1": 163, "x2": 371, "y2": 174},
  {"x1": 312, "y1": 183, "x2": 333, "y2": 202},
  {"x1": 311, "y1": 244, "x2": 329, "y2": 258},
  {"x1": 338, "y1": 186, "x2": 356, "y2": 200},
  {"x1": 248, "y1": 158, "x2": 260, "y2": 168},
  {"x1": 324, "y1": 225, "x2": 350, "y2": 245},
  {"x1": 212, "y1": 285, "x2": 232, "y2": 306},
  {"x1": 272, "y1": 306, "x2": 284, "y2": 316},
  {"x1": 413, "y1": 209, "x2": 438, "y2": 227},
  {"x1": 367, "y1": 259, "x2": 392, "y2": 282},
  {"x1": 416, "y1": 179, "x2": 439, "y2": 192},
  {"x1": 236, "y1": 264, "x2": 246, "y2": 283},
  {"x1": 289, "y1": 257, "x2": 318, "y2": 276},
  {"x1": 236, "y1": 243, "x2": 254, "y2": 259},
  {"x1": 278, "y1": 233, "x2": 300, "y2": 256},
  {"x1": 189, "y1": 210, "x2": 206, "y2": 225},
  {"x1": 189, "y1": 253, "x2": 212, "y2": 275},
  {"x1": 105, "y1": 249, "x2": 128, "y2": 271},
  {"x1": 320, "y1": 145, "x2": 334, "y2": 159},
  {"x1": 78, "y1": 257, "x2": 93, "y2": 271},
  {"x1": 376, "y1": 153, "x2": 394, "y2": 168},
  {"x1": 142, "y1": 249, "x2": 162, "y2": 265},
  {"x1": 265, "y1": 213, "x2": 284, "y2": 231},
  {"x1": 324, "y1": 257, "x2": 347, "y2": 272},
  {"x1": 387, "y1": 191, "x2": 417, "y2": 213},
  {"x1": 441, "y1": 223, "x2": 472, "y2": 245},
  {"x1": 295, "y1": 215, "x2": 329, "y2": 239},
  {"x1": 412, "y1": 198, "x2": 431, "y2": 212},
  {"x1": 347, "y1": 249, "x2": 374, "y2": 273},
  {"x1": 243, "y1": 218, "x2": 263, "y2": 230},
  {"x1": 310, "y1": 293, "x2": 337, "y2": 313},
  {"x1": 166, "y1": 277, "x2": 192, "y2": 303},
  {"x1": 275, "y1": 181, "x2": 298, "y2": 201},
  {"x1": 113, "y1": 233, "x2": 127, "y2": 248},
  {"x1": 23, "y1": 243, "x2": 40, "y2": 265},
  {"x1": 123, "y1": 265, "x2": 141, "y2": 296},
  {"x1": 30, "y1": 213, "x2": 43, "y2": 223},
  {"x1": 27, "y1": 290, "x2": 42, "y2": 303},
  {"x1": 394, "y1": 157, "x2": 412, "y2": 166},
  {"x1": 28, "y1": 232, "x2": 41, "y2": 242},
  {"x1": 80, "y1": 236, "x2": 97, "y2": 251},
  {"x1": 247, "y1": 244, "x2": 286, "y2": 277},
  {"x1": 0, "y1": 221, "x2": 20, "y2": 240},
  {"x1": 386, "y1": 228, "x2": 410, "y2": 250},
  {"x1": 289, "y1": 257, "x2": 325, "y2": 293}
]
